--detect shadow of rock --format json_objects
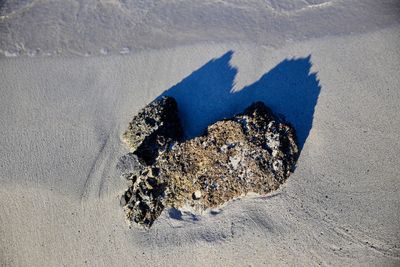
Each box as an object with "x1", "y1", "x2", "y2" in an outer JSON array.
[
  {"x1": 160, "y1": 51, "x2": 237, "y2": 139},
  {"x1": 160, "y1": 51, "x2": 320, "y2": 151}
]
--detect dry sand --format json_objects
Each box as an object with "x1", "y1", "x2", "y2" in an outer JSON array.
[{"x1": 0, "y1": 1, "x2": 399, "y2": 266}]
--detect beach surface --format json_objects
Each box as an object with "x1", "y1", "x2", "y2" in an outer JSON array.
[{"x1": 0, "y1": 1, "x2": 399, "y2": 266}]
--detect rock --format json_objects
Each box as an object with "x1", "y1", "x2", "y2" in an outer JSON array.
[
  {"x1": 122, "y1": 167, "x2": 167, "y2": 228},
  {"x1": 116, "y1": 153, "x2": 145, "y2": 180},
  {"x1": 119, "y1": 98, "x2": 299, "y2": 228},
  {"x1": 122, "y1": 96, "x2": 183, "y2": 164},
  {"x1": 158, "y1": 102, "x2": 298, "y2": 209}
]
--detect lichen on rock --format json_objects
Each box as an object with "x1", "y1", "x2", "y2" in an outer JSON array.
[{"x1": 118, "y1": 96, "x2": 299, "y2": 228}]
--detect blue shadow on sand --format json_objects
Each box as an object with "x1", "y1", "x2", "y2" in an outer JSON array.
[{"x1": 159, "y1": 51, "x2": 320, "y2": 152}]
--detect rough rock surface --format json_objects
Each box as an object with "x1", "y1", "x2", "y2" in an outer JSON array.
[
  {"x1": 116, "y1": 153, "x2": 145, "y2": 180},
  {"x1": 122, "y1": 96, "x2": 183, "y2": 164},
  {"x1": 119, "y1": 97, "x2": 299, "y2": 228}
]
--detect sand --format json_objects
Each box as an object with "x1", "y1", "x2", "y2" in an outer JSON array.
[{"x1": 0, "y1": 1, "x2": 399, "y2": 266}]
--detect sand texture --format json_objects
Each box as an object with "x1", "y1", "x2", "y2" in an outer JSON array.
[{"x1": 0, "y1": 0, "x2": 399, "y2": 266}]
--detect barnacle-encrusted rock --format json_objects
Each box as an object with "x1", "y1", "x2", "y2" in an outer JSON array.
[{"x1": 119, "y1": 98, "x2": 299, "y2": 228}]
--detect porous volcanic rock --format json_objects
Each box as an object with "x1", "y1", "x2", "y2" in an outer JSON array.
[
  {"x1": 122, "y1": 96, "x2": 183, "y2": 164},
  {"x1": 119, "y1": 97, "x2": 299, "y2": 228}
]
